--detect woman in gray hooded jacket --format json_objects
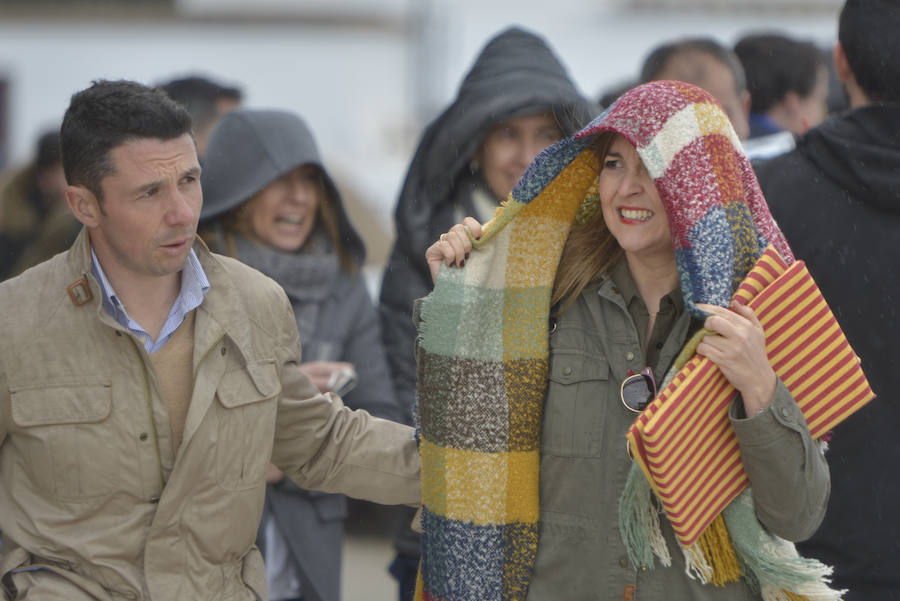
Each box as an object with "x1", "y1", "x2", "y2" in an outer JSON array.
[{"x1": 200, "y1": 108, "x2": 403, "y2": 601}]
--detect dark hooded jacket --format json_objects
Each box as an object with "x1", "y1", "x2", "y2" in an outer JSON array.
[
  {"x1": 379, "y1": 26, "x2": 596, "y2": 429},
  {"x1": 754, "y1": 104, "x2": 900, "y2": 601}
]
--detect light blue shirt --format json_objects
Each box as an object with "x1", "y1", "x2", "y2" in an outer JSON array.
[{"x1": 91, "y1": 247, "x2": 210, "y2": 354}]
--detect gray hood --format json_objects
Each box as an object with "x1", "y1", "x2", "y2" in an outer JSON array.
[{"x1": 200, "y1": 108, "x2": 365, "y2": 263}]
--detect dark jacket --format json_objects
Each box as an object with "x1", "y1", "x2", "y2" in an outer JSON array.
[
  {"x1": 379, "y1": 26, "x2": 596, "y2": 429},
  {"x1": 754, "y1": 104, "x2": 900, "y2": 600},
  {"x1": 0, "y1": 164, "x2": 79, "y2": 280}
]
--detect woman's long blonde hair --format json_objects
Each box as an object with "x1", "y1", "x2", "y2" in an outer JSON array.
[{"x1": 551, "y1": 131, "x2": 623, "y2": 313}]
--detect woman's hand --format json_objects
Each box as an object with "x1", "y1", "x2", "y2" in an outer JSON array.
[
  {"x1": 695, "y1": 301, "x2": 776, "y2": 417},
  {"x1": 299, "y1": 360, "x2": 356, "y2": 394},
  {"x1": 425, "y1": 217, "x2": 483, "y2": 284}
]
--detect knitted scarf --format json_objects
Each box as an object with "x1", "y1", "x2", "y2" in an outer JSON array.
[{"x1": 414, "y1": 81, "x2": 838, "y2": 601}]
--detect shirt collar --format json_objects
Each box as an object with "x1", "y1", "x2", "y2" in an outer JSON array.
[
  {"x1": 609, "y1": 256, "x2": 684, "y2": 314},
  {"x1": 90, "y1": 245, "x2": 210, "y2": 351}
]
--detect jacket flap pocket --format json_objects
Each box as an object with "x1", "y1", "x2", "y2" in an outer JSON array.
[
  {"x1": 10, "y1": 381, "x2": 112, "y2": 427},
  {"x1": 218, "y1": 359, "x2": 281, "y2": 408},
  {"x1": 549, "y1": 350, "x2": 609, "y2": 385}
]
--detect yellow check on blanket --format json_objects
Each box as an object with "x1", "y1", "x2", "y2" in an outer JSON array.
[{"x1": 626, "y1": 245, "x2": 875, "y2": 549}]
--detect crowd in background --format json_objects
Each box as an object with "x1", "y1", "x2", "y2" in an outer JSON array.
[{"x1": 0, "y1": 0, "x2": 897, "y2": 599}]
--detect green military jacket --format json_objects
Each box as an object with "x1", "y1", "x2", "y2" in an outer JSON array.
[{"x1": 525, "y1": 268, "x2": 830, "y2": 601}]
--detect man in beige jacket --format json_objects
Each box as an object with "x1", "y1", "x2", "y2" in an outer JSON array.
[{"x1": 0, "y1": 80, "x2": 420, "y2": 601}]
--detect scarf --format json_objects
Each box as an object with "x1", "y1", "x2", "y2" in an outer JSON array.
[
  {"x1": 414, "y1": 80, "x2": 840, "y2": 601},
  {"x1": 210, "y1": 231, "x2": 340, "y2": 344}
]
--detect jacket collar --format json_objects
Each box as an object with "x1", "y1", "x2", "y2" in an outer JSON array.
[
  {"x1": 190, "y1": 236, "x2": 257, "y2": 366},
  {"x1": 64, "y1": 228, "x2": 257, "y2": 365}
]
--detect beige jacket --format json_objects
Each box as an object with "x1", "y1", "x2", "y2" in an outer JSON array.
[{"x1": 0, "y1": 229, "x2": 420, "y2": 601}]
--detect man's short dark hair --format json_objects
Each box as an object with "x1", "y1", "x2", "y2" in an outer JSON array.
[
  {"x1": 839, "y1": 0, "x2": 900, "y2": 103},
  {"x1": 60, "y1": 79, "x2": 193, "y2": 200},
  {"x1": 159, "y1": 75, "x2": 243, "y2": 135},
  {"x1": 734, "y1": 34, "x2": 826, "y2": 113},
  {"x1": 640, "y1": 38, "x2": 747, "y2": 95}
]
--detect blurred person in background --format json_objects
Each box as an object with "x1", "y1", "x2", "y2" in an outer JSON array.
[
  {"x1": 158, "y1": 74, "x2": 243, "y2": 158},
  {"x1": 754, "y1": 1, "x2": 900, "y2": 598},
  {"x1": 200, "y1": 108, "x2": 404, "y2": 601},
  {"x1": 0, "y1": 128, "x2": 78, "y2": 280},
  {"x1": 640, "y1": 37, "x2": 751, "y2": 141},
  {"x1": 735, "y1": 33, "x2": 830, "y2": 160},
  {"x1": 378, "y1": 25, "x2": 595, "y2": 601},
  {"x1": 598, "y1": 79, "x2": 637, "y2": 110}
]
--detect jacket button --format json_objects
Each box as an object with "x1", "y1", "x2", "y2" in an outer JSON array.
[
  {"x1": 115, "y1": 331, "x2": 123, "y2": 337},
  {"x1": 221, "y1": 346, "x2": 227, "y2": 356},
  {"x1": 563, "y1": 366, "x2": 573, "y2": 376},
  {"x1": 625, "y1": 351, "x2": 635, "y2": 361},
  {"x1": 618, "y1": 558, "x2": 628, "y2": 568},
  {"x1": 139, "y1": 432, "x2": 148, "y2": 441}
]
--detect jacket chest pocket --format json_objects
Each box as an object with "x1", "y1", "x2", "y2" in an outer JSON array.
[
  {"x1": 10, "y1": 380, "x2": 119, "y2": 500},
  {"x1": 214, "y1": 359, "x2": 281, "y2": 491},
  {"x1": 543, "y1": 349, "x2": 610, "y2": 457}
]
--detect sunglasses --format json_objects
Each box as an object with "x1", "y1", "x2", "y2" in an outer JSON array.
[{"x1": 620, "y1": 367, "x2": 657, "y2": 413}]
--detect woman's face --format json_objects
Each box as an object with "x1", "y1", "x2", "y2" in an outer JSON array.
[
  {"x1": 476, "y1": 112, "x2": 564, "y2": 202},
  {"x1": 242, "y1": 165, "x2": 322, "y2": 252},
  {"x1": 598, "y1": 135, "x2": 673, "y2": 261}
]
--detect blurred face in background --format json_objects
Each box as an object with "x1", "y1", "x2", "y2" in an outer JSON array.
[
  {"x1": 475, "y1": 112, "x2": 564, "y2": 201},
  {"x1": 242, "y1": 165, "x2": 321, "y2": 252}
]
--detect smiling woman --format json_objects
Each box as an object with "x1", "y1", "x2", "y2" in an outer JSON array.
[
  {"x1": 419, "y1": 80, "x2": 839, "y2": 601},
  {"x1": 198, "y1": 108, "x2": 404, "y2": 601}
]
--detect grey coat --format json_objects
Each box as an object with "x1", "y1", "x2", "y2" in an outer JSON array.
[{"x1": 525, "y1": 272, "x2": 830, "y2": 601}]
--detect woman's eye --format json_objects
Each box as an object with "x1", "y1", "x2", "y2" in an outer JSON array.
[{"x1": 604, "y1": 158, "x2": 622, "y2": 169}]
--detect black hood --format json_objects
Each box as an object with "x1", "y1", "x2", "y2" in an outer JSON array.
[
  {"x1": 795, "y1": 104, "x2": 900, "y2": 212},
  {"x1": 394, "y1": 26, "x2": 597, "y2": 258}
]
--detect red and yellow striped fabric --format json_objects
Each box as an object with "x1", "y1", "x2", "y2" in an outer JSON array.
[{"x1": 626, "y1": 246, "x2": 874, "y2": 547}]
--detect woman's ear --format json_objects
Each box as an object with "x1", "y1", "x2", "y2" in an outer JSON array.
[{"x1": 64, "y1": 185, "x2": 102, "y2": 227}]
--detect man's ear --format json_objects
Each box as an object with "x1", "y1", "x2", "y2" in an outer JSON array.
[
  {"x1": 833, "y1": 42, "x2": 853, "y2": 85},
  {"x1": 65, "y1": 185, "x2": 102, "y2": 227}
]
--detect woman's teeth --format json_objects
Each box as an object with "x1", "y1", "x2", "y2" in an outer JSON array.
[
  {"x1": 620, "y1": 208, "x2": 653, "y2": 221},
  {"x1": 276, "y1": 216, "x2": 304, "y2": 225}
]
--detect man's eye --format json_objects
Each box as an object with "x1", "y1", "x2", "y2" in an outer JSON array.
[{"x1": 142, "y1": 187, "x2": 158, "y2": 198}]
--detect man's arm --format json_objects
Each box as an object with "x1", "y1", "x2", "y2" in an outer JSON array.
[{"x1": 269, "y1": 288, "x2": 420, "y2": 506}]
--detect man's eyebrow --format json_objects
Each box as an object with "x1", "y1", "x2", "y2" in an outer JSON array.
[
  {"x1": 131, "y1": 178, "x2": 165, "y2": 196},
  {"x1": 182, "y1": 166, "x2": 201, "y2": 179}
]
